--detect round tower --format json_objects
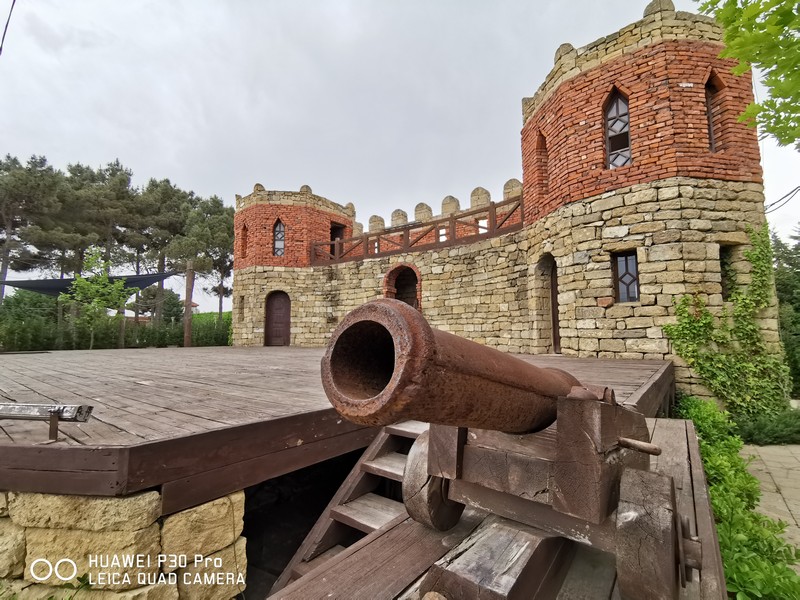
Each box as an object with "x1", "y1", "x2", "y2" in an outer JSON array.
[{"x1": 232, "y1": 185, "x2": 354, "y2": 346}]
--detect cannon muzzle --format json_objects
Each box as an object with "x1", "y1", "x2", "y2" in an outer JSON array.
[{"x1": 321, "y1": 299, "x2": 594, "y2": 433}]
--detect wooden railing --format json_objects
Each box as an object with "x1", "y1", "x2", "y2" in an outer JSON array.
[{"x1": 310, "y1": 197, "x2": 523, "y2": 265}]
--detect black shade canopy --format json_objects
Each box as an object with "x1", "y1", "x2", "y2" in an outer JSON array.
[{"x1": 0, "y1": 273, "x2": 174, "y2": 297}]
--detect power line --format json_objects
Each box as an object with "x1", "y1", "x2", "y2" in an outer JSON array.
[
  {"x1": 0, "y1": 0, "x2": 16, "y2": 57},
  {"x1": 765, "y1": 185, "x2": 800, "y2": 215}
]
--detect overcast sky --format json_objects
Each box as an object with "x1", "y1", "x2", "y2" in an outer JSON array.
[{"x1": 1, "y1": 0, "x2": 797, "y2": 311}]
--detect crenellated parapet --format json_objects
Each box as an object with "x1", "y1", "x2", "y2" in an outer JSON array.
[
  {"x1": 364, "y1": 179, "x2": 523, "y2": 235},
  {"x1": 235, "y1": 183, "x2": 353, "y2": 221},
  {"x1": 521, "y1": 1, "x2": 722, "y2": 123}
]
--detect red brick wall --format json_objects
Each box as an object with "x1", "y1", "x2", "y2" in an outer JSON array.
[
  {"x1": 234, "y1": 204, "x2": 353, "y2": 268},
  {"x1": 521, "y1": 40, "x2": 762, "y2": 222}
]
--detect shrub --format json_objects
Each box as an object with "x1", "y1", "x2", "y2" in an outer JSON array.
[
  {"x1": 738, "y1": 409, "x2": 800, "y2": 446},
  {"x1": 677, "y1": 396, "x2": 800, "y2": 598},
  {"x1": 191, "y1": 312, "x2": 231, "y2": 347}
]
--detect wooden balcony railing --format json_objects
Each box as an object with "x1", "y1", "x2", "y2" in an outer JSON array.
[{"x1": 310, "y1": 197, "x2": 523, "y2": 265}]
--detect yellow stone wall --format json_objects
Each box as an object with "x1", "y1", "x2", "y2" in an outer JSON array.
[
  {"x1": 232, "y1": 177, "x2": 778, "y2": 395},
  {"x1": 0, "y1": 491, "x2": 246, "y2": 600}
]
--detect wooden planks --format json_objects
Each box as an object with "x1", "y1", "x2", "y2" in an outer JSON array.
[
  {"x1": 0, "y1": 347, "x2": 675, "y2": 509},
  {"x1": 273, "y1": 511, "x2": 486, "y2": 600}
]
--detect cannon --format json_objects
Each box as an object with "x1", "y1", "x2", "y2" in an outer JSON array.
[{"x1": 321, "y1": 299, "x2": 704, "y2": 600}]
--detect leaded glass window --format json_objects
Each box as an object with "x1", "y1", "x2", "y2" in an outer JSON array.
[
  {"x1": 613, "y1": 251, "x2": 639, "y2": 302},
  {"x1": 273, "y1": 220, "x2": 285, "y2": 256},
  {"x1": 606, "y1": 92, "x2": 631, "y2": 168}
]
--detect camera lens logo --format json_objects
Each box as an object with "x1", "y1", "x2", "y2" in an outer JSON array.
[{"x1": 29, "y1": 558, "x2": 78, "y2": 582}]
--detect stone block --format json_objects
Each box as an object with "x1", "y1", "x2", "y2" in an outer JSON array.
[
  {"x1": 597, "y1": 296, "x2": 614, "y2": 308},
  {"x1": 0, "y1": 518, "x2": 25, "y2": 577},
  {"x1": 598, "y1": 339, "x2": 626, "y2": 352},
  {"x1": 652, "y1": 230, "x2": 681, "y2": 244},
  {"x1": 682, "y1": 242, "x2": 707, "y2": 260},
  {"x1": 176, "y1": 537, "x2": 246, "y2": 600},
  {"x1": 8, "y1": 492, "x2": 160, "y2": 532},
  {"x1": 647, "y1": 244, "x2": 682, "y2": 261},
  {"x1": 625, "y1": 338, "x2": 669, "y2": 353},
  {"x1": 161, "y1": 492, "x2": 244, "y2": 570},
  {"x1": 606, "y1": 305, "x2": 633, "y2": 318},
  {"x1": 25, "y1": 524, "x2": 160, "y2": 590},
  {"x1": 0, "y1": 580, "x2": 178, "y2": 600}
]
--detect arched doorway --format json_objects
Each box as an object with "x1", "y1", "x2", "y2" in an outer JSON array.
[
  {"x1": 384, "y1": 264, "x2": 420, "y2": 310},
  {"x1": 535, "y1": 254, "x2": 560, "y2": 354},
  {"x1": 265, "y1": 291, "x2": 291, "y2": 346}
]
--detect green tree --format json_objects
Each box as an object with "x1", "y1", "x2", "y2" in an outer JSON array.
[
  {"x1": 66, "y1": 161, "x2": 137, "y2": 268},
  {"x1": 700, "y1": 0, "x2": 800, "y2": 147},
  {"x1": 772, "y1": 229, "x2": 800, "y2": 393},
  {"x1": 60, "y1": 248, "x2": 137, "y2": 349},
  {"x1": 166, "y1": 200, "x2": 214, "y2": 348},
  {"x1": 0, "y1": 155, "x2": 62, "y2": 303},
  {"x1": 139, "y1": 179, "x2": 196, "y2": 324},
  {"x1": 129, "y1": 286, "x2": 184, "y2": 323},
  {"x1": 196, "y1": 196, "x2": 234, "y2": 321}
]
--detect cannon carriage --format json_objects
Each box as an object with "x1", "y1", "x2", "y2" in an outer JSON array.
[{"x1": 317, "y1": 299, "x2": 715, "y2": 600}]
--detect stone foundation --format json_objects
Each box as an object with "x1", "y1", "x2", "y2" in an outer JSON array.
[{"x1": 0, "y1": 491, "x2": 246, "y2": 600}]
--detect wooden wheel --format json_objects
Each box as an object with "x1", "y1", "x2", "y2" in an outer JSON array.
[{"x1": 402, "y1": 430, "x2": 465, "y2": 531}]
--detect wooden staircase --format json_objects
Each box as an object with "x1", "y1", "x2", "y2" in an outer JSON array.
[{"x1": 270, "y1": 420, "x2": 429, "y2": 594}]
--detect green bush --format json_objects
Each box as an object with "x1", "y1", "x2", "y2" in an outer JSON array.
[
  {"x1": 738, "y1": 409, "x2": 800, "y2": 446},
  {"x1": 677, "y1": 396, "x2": 800, "y2": 599},
  {"x1": 191, "y1": 312, "x2": 231, "y2": 347},
  {"x1": 0, "y1": 293, "x2": 231, "y2": 351}
]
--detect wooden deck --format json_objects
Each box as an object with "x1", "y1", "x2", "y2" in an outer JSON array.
[{"x1": 0, "y1": 347, "x2": 673, "y2": 515}]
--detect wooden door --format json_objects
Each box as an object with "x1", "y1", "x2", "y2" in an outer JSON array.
[{"x1": 265, "y1": 292, "x2": 291, "y2": 346}]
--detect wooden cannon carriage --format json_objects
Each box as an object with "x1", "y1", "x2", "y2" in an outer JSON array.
[{"x1": 309, "y1": 299, "x2": 723, "y2": 600}]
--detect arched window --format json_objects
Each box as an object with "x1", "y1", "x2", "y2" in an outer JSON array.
[
  {"x1": 605, "y1": 90, "x2": 631, "y2": 168},
  {"x1": 273, "y1": 220, "x2": 285, "y2": 257},
  {"x1": 240, "y1": 224, "x2": 249, "y2": 259}
]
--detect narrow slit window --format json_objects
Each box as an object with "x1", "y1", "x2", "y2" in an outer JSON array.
[
  {"x1": 241, "y1": 225, "x2": 249, "y2": 259},
  {"x1": 273, "y1": 220, "x2": 285, "y2": 256},
  {"x1": 438, "y1": 227, "x2": 448, "y2": 242},
  {"x1": 612, "y1": 250, "x2": 639, "y2": 302},
  {"x1": 705, "y1": 74, "x2": 724, "y2": 153},
  {"x1": 720, "y1": 245, "x2": 738, "y2": 300},
  {"x1": 606, "y1": 91, "x2": 632, "y2": 168}
]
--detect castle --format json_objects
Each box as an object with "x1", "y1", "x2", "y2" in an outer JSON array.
[{"x1": 231, "y1": 0, "x2": 779, "y2": 394}]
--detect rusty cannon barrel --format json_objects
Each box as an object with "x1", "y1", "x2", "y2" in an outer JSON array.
[{"x1": 321, "y1": 298, "x2": 596, "y2": 434}]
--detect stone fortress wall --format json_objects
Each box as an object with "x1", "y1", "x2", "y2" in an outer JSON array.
[
  {"x1": 231, "y1": 0, "x2": 780, "y2": 396},
  {"x1": 0, "y1": 490, "x2": 246, "y2": 600}
]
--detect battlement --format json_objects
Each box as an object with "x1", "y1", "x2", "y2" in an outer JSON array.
[
  {"x1": 235, "y1": 183, "x2": 354, "y2": 221},
  {"x1": 360, "y1": 178, "x2": 522, "y2": 234},
  {"x1": 522, "y1": 1, "x2": 721, "y2": 124}
]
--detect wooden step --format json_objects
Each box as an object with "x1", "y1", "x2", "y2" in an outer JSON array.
[
  {"x1": 330, "y1": 493, "x2": 407, "y2": 533},
  {"x1": 292, "y1": 545, "x2": 346, "y2": 579},
  {"x1": 385, "y1": 420, "x2": 428, "y2": 439},
  {"x1": 361, "y1": 452, "x2": 407, "y2": 481}
]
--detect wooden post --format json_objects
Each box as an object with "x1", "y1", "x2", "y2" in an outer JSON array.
[{"x1": 183, "y1": 260, "x2": 195, "y2": 348}]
